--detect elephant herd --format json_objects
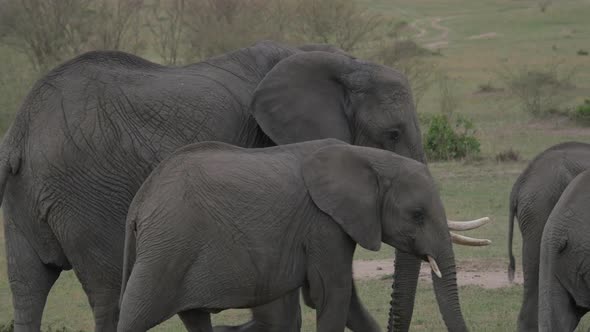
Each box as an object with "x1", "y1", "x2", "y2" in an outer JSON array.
[{"x1": 0, "y1": 40, "x2": 586, "y2": 331}]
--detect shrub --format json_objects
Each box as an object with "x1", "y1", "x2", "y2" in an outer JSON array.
[
  {"x1": 437, "y1": 74, "x2": 460, "y2": 116},
  {"x1": 424, "y1": 114, "x2": 480, "y2": 161},
  {"x1": 418, "y1": 112, "x2": 433, "y2": 127},
  {"x1": 495, "y1": 148, "x2": 520, "y2": 162},
  {"x1": 578, "y1": 49, "x2": 589, "y2": 56},
  {"x1": 476, "y1": 81, "x2": 502, "y2": 94},
  {"x1": 496, "y1": 61, "x2": 576, "y2": 117},
  {"x1": 572, "y1": 99, "x2": 590, "y2": 125},
  {"x1": 0, "y1": 321, "x2": 13, "y2": 332}
]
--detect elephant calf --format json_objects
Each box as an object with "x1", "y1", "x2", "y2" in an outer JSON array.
[
  {"x1": 539, "y1": 169, "x2": 590, "y2": 332},
  {"x1": 118, "y1": 139, "x2": 473, "y2": 331}
]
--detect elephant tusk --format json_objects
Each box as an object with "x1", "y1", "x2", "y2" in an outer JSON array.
[
  {"x1": 428, "y1": 255, "x2": 442, "y2": 278},
  {"x1": 447, "y1": 217, "x2": 490, "y2": 231},
  {"x1": 450, "y1": 232, "x2": 492, "y2": 246}
]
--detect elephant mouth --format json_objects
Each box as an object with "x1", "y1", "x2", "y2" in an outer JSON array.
[{"x1": 418, "y1": 254, "x2": 442, "y2": 278}]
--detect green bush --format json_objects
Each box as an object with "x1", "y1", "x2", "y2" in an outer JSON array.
[
  {"x1": 573, "y1": 99, "x2": 590, "y2": 125},
  {"x1": 424, "y1": 114, "x2": 480, "y2": 161},
  {"x1": 0, "y1": 321, "x2": 13, "y2": 332}
]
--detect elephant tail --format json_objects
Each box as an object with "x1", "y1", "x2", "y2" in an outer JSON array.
[
  {"x1": 119, "y1": 217, "x2": 137, "y2": 310},
  {"x1": 507, "y1": 194, "x2": 517, "y2": 283}
]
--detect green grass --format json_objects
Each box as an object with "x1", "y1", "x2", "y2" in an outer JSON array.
[{"x1": 1, "y1": 0, "x2": 590, "y2": 330}]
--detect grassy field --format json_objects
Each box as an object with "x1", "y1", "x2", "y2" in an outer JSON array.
[{"x1": 1, "y1": 0, "x2": 590, "y2": 330}]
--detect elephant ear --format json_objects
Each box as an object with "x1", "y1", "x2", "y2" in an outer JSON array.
[
  {"x1": 251, "y1": 51, "x2": 363, "y2": 145},
  {"x1": 302, "y1": 145, "x2": 382, "y2": 251}
]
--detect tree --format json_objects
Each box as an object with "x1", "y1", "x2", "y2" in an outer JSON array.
[
  {"x1": 147, "y1": 0, "x2": 186, "y2": 65},
  {"x1": 293, "y1": 0, "x2": 383, "y2": 52},
  {"x1": 0, "y1": 0, "x2": 145, "y2": 72}
]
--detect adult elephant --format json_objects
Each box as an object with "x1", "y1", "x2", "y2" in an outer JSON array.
[
  {"x1": 507, "y1": 141, "x2": 590, "y2": 331},
  {"x1": 538, "y1": 169, "x2": 590, "y2": 332},
  {"x1": 0, "y1": 40, "x2": 486, "y2": 331}
]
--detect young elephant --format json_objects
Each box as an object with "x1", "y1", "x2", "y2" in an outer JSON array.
[
  {"x1": 539, "y1": 170, "x2": 590, "y2": 332},
  {"x1": 507, "y1": 141, "x2": 590, "y2": 331},
  {"x1": 118, "y1": 139, "x2": 471, "y2": 331}
]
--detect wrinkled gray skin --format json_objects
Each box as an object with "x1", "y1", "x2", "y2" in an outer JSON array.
[
  {"x1": 507, "y1": 141, "x2": 590, "y2": 331},
  {"x1": 0, "y1": 40, "x2": 426, "y2": 331},
  {"x1": 117, "y1": 140, "x2": 468, "y2": 332},
  {"x1": 538, "y1": 169, "x2": 590, "y2": 332}
]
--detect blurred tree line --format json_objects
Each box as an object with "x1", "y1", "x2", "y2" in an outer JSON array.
[{"x1": 0, "y1": 0, "x2": 438, "y2": 131}]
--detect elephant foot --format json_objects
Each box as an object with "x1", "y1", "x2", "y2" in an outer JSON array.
[
  {"x1": 213, "y1": 320, "x2": 296, "y2": 332},
  {"x1": 13, "y1": 322, "x2": 43, "y2": 332},
  {"x1": 213, "y1": 321, "x2": 257, "y2": 332}
]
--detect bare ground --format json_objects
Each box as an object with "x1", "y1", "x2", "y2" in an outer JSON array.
[
  {"x1": 353, "y1": 259, "x2": 523, "y2": 289},
  {"x1": 467, "y1": 32, "x2": 500, "y2": 40},
  {"x1": 410, "y1": 16, "x2": 453, "y2": 50},
  {"x1": 412, "y1": 16, "x2": 504, "y2": 50}
]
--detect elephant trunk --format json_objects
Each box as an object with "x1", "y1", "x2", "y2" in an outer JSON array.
[
  {"x1": 387, "y1": 250, "x2": 421, "y2": 332},
  {"x1": 431, "y1": 246, "x2": 468, "y2": 332},
  {"x1": 385, "y1": 149, "x2": 428, "y2": 332}
]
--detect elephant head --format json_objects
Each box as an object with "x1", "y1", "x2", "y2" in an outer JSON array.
[
  {"x1": 251, "y1": 50, "x2": 424, "y2": 162},
  {"x1": 539, "y1": 170, "x2": 590, "y2": 332},
  {"x1": 302, "y1": 144, "x2": 483, "y2": 332},
  {"x1": 251, "y1": 48, "x2": 489, "y2": 331}
]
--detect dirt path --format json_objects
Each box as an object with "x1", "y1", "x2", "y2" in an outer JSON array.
[
  {"x1": 409, "y1": 18, "x2": 428, "y2": 39},
  {"x1": 410, "y1": 15, "x2": 501, "y2": 50},
  {"x1": 409, "y1": 16, "x2": 453, "y2": 50},
  {"x1": 353, "y1": 259, "x2": 523, "y2": 289},
  {"x1": 423, "y1": 17, "x2": 450, "y2": 49}
]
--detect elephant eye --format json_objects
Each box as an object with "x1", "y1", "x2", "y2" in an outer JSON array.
[
  {"x1": 388, "y1": 129, "x2": 401, "y2": 142},
  {"x1": 412, "y1": 209, "x2": 425, "y2": 222}
]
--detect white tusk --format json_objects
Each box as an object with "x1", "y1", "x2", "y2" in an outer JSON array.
[
  {"x1": 428, "y1": 255, "x2": 442, "y2": 278},
  {"x1": 447, "y1": 217, "x2": 490, "y2": 231},
  {"x1": 450, "y1": 232, "x2": 492, "y2": 246}
]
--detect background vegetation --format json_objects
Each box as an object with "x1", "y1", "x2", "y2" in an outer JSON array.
[{"x1": 0, "y1": 0, "x2": 589, "y2": 330}]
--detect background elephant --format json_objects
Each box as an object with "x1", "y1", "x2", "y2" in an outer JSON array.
[
  {"x1": 0, "y1": 39, "x2": 486, "y2": 331},
  {"x1": 117, "y1": 139, "x2": 469, "y2": 332},
  {"x1": 538, "y1": 169, "x2": 590, "y2": 332},
  {"x1": 507, "y1": 141, "x2": 590, "y2": 331}
]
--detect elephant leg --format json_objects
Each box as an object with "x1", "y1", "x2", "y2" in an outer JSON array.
[
  {"x1": 179, "y1": 309, "x2": 213, "y2": 332},
  {"x1": 306, "y1": 234, "x2": 354, "y2": 332},
  {"x1": 118, "y1": 260, "x2": 188, "y2": 331},
  {"x1": 67, "y1": 238, "x2": 123, "y2": 332},
  {"x1": 306, "y1": 265, "x2": 352, "y2": 332},
  {"x1": 87, "y1": 287, "x2": 120, "y2": 332},
  {"x1": 518, "y1": 230, "x2": 542, "y2": 332},
  {"x1": 213, "y1": 289, "x2": 301, "y2": 332},
  {"x1": 303, "y1": 280, "x2": 379, "y2": 332},
  {"x1": 56, "y1": 211, "x2": 126, "y2": 332},
  {"x1": 5, "y1": 221, "x2": 61, "y2": 332},
  {"x1": 345, "y1": 282, "x2": 381, "y2": 332}
]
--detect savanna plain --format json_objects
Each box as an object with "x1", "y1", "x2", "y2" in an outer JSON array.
[{"x1": 1, "y1": 0, "x2": 589, "y2": 330}]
